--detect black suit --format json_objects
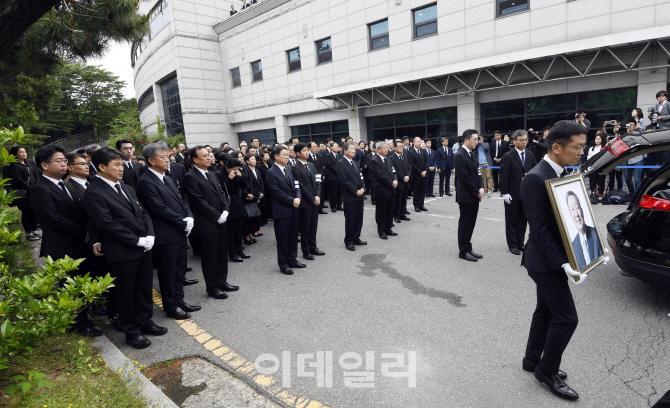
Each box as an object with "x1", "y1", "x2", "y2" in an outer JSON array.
[
  {"x1": 121, "y1": 160, "x2": 142, "y2": 188},
  {"x1": 323, "y1": 151, "x2": 342, "y2": 209},
  {"x1": 219, "y1": 169, "x2": 248, "y2": 258},
  {"x1": 520, "y1": 159, "x2": 577, "y2": 375},
  {"x1": 167, "y1": 162, "x2": 187, "y2": 197},
  {"x1": 183, "y1": 168, "x2": 231, "y2": 291},
  {"x1": 499, "y1": 148, "x2": 537, "y2": 250},
  {"x1": 408, "y1": 147, "x2": 428, "y2": 208},
  {"x1": 336, "y1": 158, "x2": 364, "y2": 245},
  {"x1": 175, "y1": 153, "x2": 185, "y2": 164},
  {"x1": 370, "y1": 155, "x2": 397, "y2": 234},
  {"x1": 307, "y1": 152, "x2": 325, "y2": 210},
  {"x1": 87, "y1": 162, "x2": 98, "y2": 181},
  {"x1": 84, "y1": 177, "x2": 155, "y2": 338},
  {"x1": 136, "y1": 170, "x2": 192, "y2": 312},
  {"x1": 363, "y1": 151, "x2": 375, "y2": 196},
  {"x1": 292, "y1": 161, "x2": 321, "y2": 254},
  {"x1": 266, "y1": 164, "x2": 301, "y2": 272},
  {"x1": 490, "y1": 139, "x2": 507, "y2": 191},
  {"x1": 454, "y1": 148, "x2": 484, "y2": 255},
  {"x1": 389, "y1": 151, "x2": 410, "y2": 218}
]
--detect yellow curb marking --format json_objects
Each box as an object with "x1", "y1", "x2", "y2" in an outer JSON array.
[{"x1": 152, "y1": 289, "x2": 331, "y2": 408}]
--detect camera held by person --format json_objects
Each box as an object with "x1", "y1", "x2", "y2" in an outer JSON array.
[{"x1": 650, "y1": 90, "x2": 670, "y2": 129}]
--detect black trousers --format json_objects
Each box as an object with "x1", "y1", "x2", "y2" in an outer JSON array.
[
  {"x1": 394, "y1": 187, "x2": 408, "y2": 218},
  {"x1": 425, "y1": 171, "x2": 436, "y2": 195},
  {"x1": 343, "y1": 200, "x2": 364, "y2": 245},
  {"x1": 375, "y1": 196, "x2": 394, "y2": 234},
  {"x1": 274, "y1": 216, "x2": 299, "y2": 271},
  {"x1": 227, "y1": 217, "x2": 244, "y2": 257},
  {"x1": 504, "y1": 199, "x2": 527, "y2": 249},
  {"x1": 608, "y1": 170, "x2": 623, "y2": 190},
  {"x1": 411, "y1": 178, "x2": 426, "y2": 208},
  {"x1": 107, "y1": 252, "x2": 154, "y2": 338},
  {"x1": 16, "y1": 198, "x2": 38, "y2": 233},
  {"x1": 327, "y1": 180, "x2": 341, "y2": 209},
  {"x1": 299, "y1": 205, "x2": 319, "y2": 254},
  {"x1": 492, "y1": 168, "x2": 500, "y2": 191},
  {"x1": 589, "y1": 173, "x2": 606, "y2": 195},
  {"x1": 457, "y1": 202, "x2": 479, "y2": 255},
  {"x1": 525, "y1": 269, "x2": 579, "y2": 374},
  {"x1": 154, "y1": 240, "x2": 187, "y2": 311},
  {"x1": 198, "y1": 229, "x2": 229, "y2": 290},
  {"x1": 438, "y1": 171, "x2": 451, "y2": 195}
]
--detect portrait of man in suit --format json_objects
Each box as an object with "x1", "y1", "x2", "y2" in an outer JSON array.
[{"x1": 565, "y1": 190, "x2": 602, "y2": 268}]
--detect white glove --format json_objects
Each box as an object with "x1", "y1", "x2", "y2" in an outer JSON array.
[
  {"x1": 602, "y1": 248, "x2": 611, "y2": 265},
  {"x1": 502, "y1": 194, "x2": 512, "y2": 204},
  {"x1": 144, "y1": 236, "x2": 155, "y2": 252},
  {"x1": 137, "y1": 237, "x2": 147, "y2": 248},
  {"x1": 184, "y1": 217, "x2": 194, "y2": 236},
  {"x1": 217, "y1": 210, "x2": 229, "y2": 224},
  {"x1": 562, "y1": 263, "x2": 587, "y2": 285}
]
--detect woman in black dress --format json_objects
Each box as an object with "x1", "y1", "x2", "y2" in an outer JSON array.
[
  {"x1": 242, "y1": 153, "x2": 264, "y2": 243},
  {"x1": 217, "y1": 157, "x2": 249, "y2": 262},
  {"x1": 8, "y1": 146, "x2": 40, "y2": 240}
]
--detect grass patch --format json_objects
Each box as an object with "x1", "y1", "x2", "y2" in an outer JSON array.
[{"x1": 0, "y1": 333, "x2": 149, "y2": 408}]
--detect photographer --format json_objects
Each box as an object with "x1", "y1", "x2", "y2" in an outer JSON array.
[
  {"x1": 631, "y1": 108, "x2": 646, "y2": 131},
  {"x1": 602, "y1": 121, "x2": 623, "y2": 190},
  {"x1": 530, "y1": 126, "x2": 550, "y2": 162},
  {"x1": 621, "y1": 120, "x2": 643, "y2": 195},
  {"x1": 575, "y1": 107, "x2": 591, "y2": 135},
  {"x1": 649, "y1": 90, "x2": 670, "y2": 129}
]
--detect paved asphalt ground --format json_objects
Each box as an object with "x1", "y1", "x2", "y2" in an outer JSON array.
[{"x1": 105, "y1": 192, "x2": 670, "y2": 408}]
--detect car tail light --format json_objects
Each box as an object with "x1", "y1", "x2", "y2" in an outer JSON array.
[
  {"x1": 605, "y1": 136, "x2": 631, "y2": 157},
  {"x1": 638, "y1": 195, "x2": 670, "y2": 211}
]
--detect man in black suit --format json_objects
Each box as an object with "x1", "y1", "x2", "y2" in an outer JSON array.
[
  {"x1": 175, "y1": 144, "x2": 186, "y2": 163},
  {"x1": 137, "y1": 143, "x2": 200, "y2": 320},
  {"x1": 520, "y1": 120, "x2": 594, "y2": 401},
  {"x1": 307, "y1": 141, "x2": 327, "y2": 214},
  {"x1": 369, "y1": 142, "x2": 398, "y2": 239},
  {"x1": 85, "y1": 144, "x2": 100, "y2": 181},
  {"x1": 116, "y1": 139, "x2": 142, "y2": 188},
  {"x1": 85, "y1": 148, "x2": 166, "y2": 349},
  {"x1": 500, "y1": 130, "x2": 537, "y2": 255},
  {"x1": 336, "y1": 142, "x2": 367, "y2": 251},
  {"x1": 323, "y1": 142, "x2": 343, "y2": 212},
  {"x1": 292, "y1": 143, "x2": 325, "y2": 260},
  {"x1": 266, "y1": 145, "x2": 304, "y2": 274},
  {"x1": 424, "y1": 140, "x2": 437, "y2": 198},
  {"x1": 30, "y1": 146, "x2": 102, "y2": 337},
  {"x1": 454, "y1": 129, "x2": 485, "y2": 262},
  {"x1": 490, "y1": 131, "x2": 507, "y2": 193},
  {"x1": 407, "y1": 137, "x2": 429, "y2": 212},
  {"x1": 66, "y1": 152, "x2": 91, "y2": 199},
  {"x1": 389, "y1": 140, "x2": 411, "y2": 224},
  {"x1": 183, "y1": 146, "x2": 238, "y2": 299},
  {"x1": 363, "y1": 143, "x2": 376, "y2": 199},
  {"x1": 435, "y1": 137, "x2": 454, "y2": 197}
]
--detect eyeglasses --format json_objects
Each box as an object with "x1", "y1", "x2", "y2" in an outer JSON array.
[
  {"x1": 70, "y1": 162, "x2": 88, "y2": 167},
  {"x1": 558, "y1": 144, "x2": 585, "y2": 153},
  {"x1": 50, "y1": 158, "x2": 68, "y2": 165}
]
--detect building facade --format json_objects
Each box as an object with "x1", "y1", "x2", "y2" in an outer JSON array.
[{"x1": 132, "y1": 0, "x2": 670, "y2": 147}]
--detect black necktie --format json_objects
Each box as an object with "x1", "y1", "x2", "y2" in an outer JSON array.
[
  {"x1": 114, "y1": 184, "x2": 130, "y2": 203},
  {"x1": 85, "y1": 181, "x2": 89, "y2": 188},
  {"x1": 58, "y1": 181, "x2": 73, "y2": 202},
  {"x1": 560, "y1": 169, "x2": 568, "y2": 177},
  {"x1": 283, "y1": 167, "x2": 289, "y2": 181},
  {"x1": 521, "y1": 152, "x2": 525, "y2": 167},
  {"x1": 304, "y1": 163, "x2": 310, "y2": 174}
]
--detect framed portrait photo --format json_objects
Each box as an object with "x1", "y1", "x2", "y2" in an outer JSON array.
[{"x1": 545, "y1": 173, "x2": 607, "y2": 275}]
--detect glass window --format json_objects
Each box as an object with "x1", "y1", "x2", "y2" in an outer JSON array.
[
  {"x1": 138, "y1": 89, "x2": 155, "y2": 113},
  {"x1": 311, "y1": 123, "x2": 331, "y2": 134},
  {"x1": 414, "y1": 4, "x2": 437, "y2": 39},
  {"x1": 526, "y1": 95, "x2": 574, "y2": 115},
  {"x1": 497, "y1": 0, "x2": 529, "y2": 17},
  {"x1": 332, "y1": 120, "x2": 348, "y2": 132},
  {"x1": 368, "y1": 115, "x2": 395, "y2": 129},
  {"x1": 366, "y1": 108, "x2": 457, "y2": 141},
  {"x1": 577, "y1": 89, "x2": 637, "y2": 110},
  {"x1": 483, "y1": 100, "x2": 525, "y2": 118},
  {"x1": 251, "y1": 60, "x2": 263, "y2": 82},
  {"x1": 369, "y1": 20, "x2": 389, "y2": 51},
  {"x1": 160, "y1": 76, "x2": 184, "y2": 137},
  {"x1": 427, "y1": 108, "x2": 457, "y2": 123},
  {"x1": 316, "y1": 38, "x2": 332, "y2": 65},
  {"x1": 396, "y1": 112, "x2": 425, "y2": 127},
  {"x1": 149, "y1": 0, "x2": 170, "y2": 39},
  {"x1": 238, "y1": 129, "x2": 277, "y2": 147},
  {"x1": 230, "y1": 67, "x2": 241, "y2": 88},
  {"x1": 287, "y1": 48, "x2": 301, "y2": 73},
  {"x1": 289, "y1": 120, "x2": 349, "y2": 142}
]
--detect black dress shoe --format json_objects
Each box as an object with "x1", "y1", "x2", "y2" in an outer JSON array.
[
  {"x1": 186, "y1": 267, "x2": 193, "y2": 272},
  {"x1": 459, "y1": 252, "x2": 478, "y2": 262},
  {"x1": 141, "y1": 322, "x2": 168, "y2": 336},
  {"x1": 230, "y1": 256, "x2": 243, "y2": 262},
  {"x1": 220, "y1": 283, "x2": 239, "y2": 291},
  {"x1": 126, "y1": 335, "x2": 151, "y2": 349},
  {"x1": 178, "y1": 303, "x2": 202, "y2": 312},
  {"x1": 346, "y1": 244, "x2": 356, "y2": 251},
  {"x1": 239, "y1": 253, "x2": 251, "y2": 259},
  {"x1": 310, "y1": 248, "x2": 326, "y2": 255},
  {"x1": 428, "y1": 194, "x2": 436, "y2": 197},
  {"x1": 166, "y1": 307, "x2": 191, "y2": 320},
  {"x1": 534, "y1": 366, "x2": 578, "y2": 400},
  {"x1": 439, "y1": 193, "x2": 444, "y2": 197},
  {"x1": 354, "y1": 239, "x2": 367, "y2": 245},
  {"x1": 446, "y1": 192, "x2": 453, "y2": 196},
  {"x1": 522, "y1": 357, "x2": 567, "y2": 380},
  {"x1": 303, "y1": 253, "x2": 315, "y2": 260},
  {"x1": 394, "y1": 218, "x2": 401, "y2": 223},
  {"x1": 401, "y1": 216, "x2": 411, "y2": 221},
  {"x1": 415, "y1": 207, "x2": 422, "y2": 212},
  {"x1": 290, "y1": 261, "x2": 306, "y2": 268},
  {"x1": 331, "y1": 208, "x2": 337, "y2": 213},
  {"x1": 390, "y1": 223, "x2": 395, "y2": 228},
  {"x1": 319, "y1": 209, "x2": 328, "y2": 214},
  {"x1": 469, "y1": 251, "x2": 483, "y2": 259},
  {"x1": 419, "y1": 206, "x2": 428, "y2": 211},
  {"x1": 75, "y1": 326, "x2": 104, "y2": 338},
  {"x1": 281, "y1": 268, "x2": 295, "y2": 275},
  {"x1": 509, "y1": 248, "x2": 521, "y2": 255},
  {"x1": 518, "y1": 244, "x2": 526, "y2": 251},
  {"x1": 183, "y1": 278, "x2": 199, "y2": 286},
  {"x1": 387, "y1": 230, "x2": 398, "y2": 236},
  {"x1": 207, "y1": 288, "x2": 228, "y2": 299},
  {"x1": 404, "y1": 210, "x2": 411, "y2": 215},
  {"x1": 379, "y1": 234, "x2": 388, "y2": 240}
]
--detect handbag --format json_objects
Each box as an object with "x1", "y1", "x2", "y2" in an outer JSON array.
[
  {"x1": 589, "y1": 185, "x2": 600, "y2": 205},
  {"x1": 243, "y1": 202, "x2": 261, "y2": 218}
]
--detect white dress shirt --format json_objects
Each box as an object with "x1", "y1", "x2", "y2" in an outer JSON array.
[
  {"x1": 70, "y1": 176, "x2": 87, "y2": 189},
  {"x1": 542, "y1": 156, "x2": 565, "y2": 177},
  {"x1": 43, "y1": 174, "x2": 73, "y2": 200}
]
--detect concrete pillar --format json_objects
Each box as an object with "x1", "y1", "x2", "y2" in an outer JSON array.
[
  {"x1": 456, "y1": 91, "x2": 480, "y2": 136},
  {"x1": 637, "y1": 62, "x2": 668, "y2": 121},
  {"x1": 275, "y1": 115, "x2": 290, "y2": 144},
  {"x1": 348, "y1": 110, "x2": 367, "y2": 142}
]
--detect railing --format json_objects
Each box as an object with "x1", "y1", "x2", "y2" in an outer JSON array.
[{"x1": 44, "y1": 130, "x2": 108, "y2": 152}]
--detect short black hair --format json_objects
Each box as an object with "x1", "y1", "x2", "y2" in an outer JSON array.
[
  {"x1": 576, "y1": 106, "x2": 587, "y2": 114},
  {"x1": 65, "y1": 152, "x2": 87, "y2": 164},
  {"x1": 272, "y1": 145, "x2": 287, "y2": 159},
  {"x1": 35, "y1": 145, "x2": 65, "y2": 168},
  {"x1": 462, "y1": 129, "x2": 479, "y2": 141},
  {"x1": 75, "y1": 148, "x2": 86, "y2": 154},
  {"x1": 494, "y1": 130, "x2": 501, "y2": 135},
  {"x1": 226, "y1": 158, "x2": 242, "y2": 169},
  {"x1": 8, "y1": 145, "x2": 26, "y2": 157},
  {"x1": 115, "y1": 139, "x2": 133, "y2": 150},
  {"x1": 91, "y1": 147, "x2": 125, "y2": 171},
  {"x1": 243, "y1": 153, "x2": 255, "y2": 162},
  {"x1": 189, "y1": 145, "x2": 208, "y2": 160},
  {"x1": 657, "y1": 90, "x2": 669, "y2": 98},
  {"x1": 294, "y1": 142, "x2": 308, "y2": 154},
  {"x1": 342, "y1": 142, "x2": 354, "y2": 151},
  {"x1": 223, "y1": 147, "x2": 234, "y2": 154},
  {"x1": 394, "y1": 140, "x2": 403, "y2": 147},
  {"x1": 215, "y1": 151, "x2": 230, "y2": 165},
  {"x1": 547, "y1": 120, "x2": 586, "y2": 146}
]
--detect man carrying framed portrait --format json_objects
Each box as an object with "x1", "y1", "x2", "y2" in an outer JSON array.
[{"x1": 519, "y1": 120, "x2": 609, "y2": 402}]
